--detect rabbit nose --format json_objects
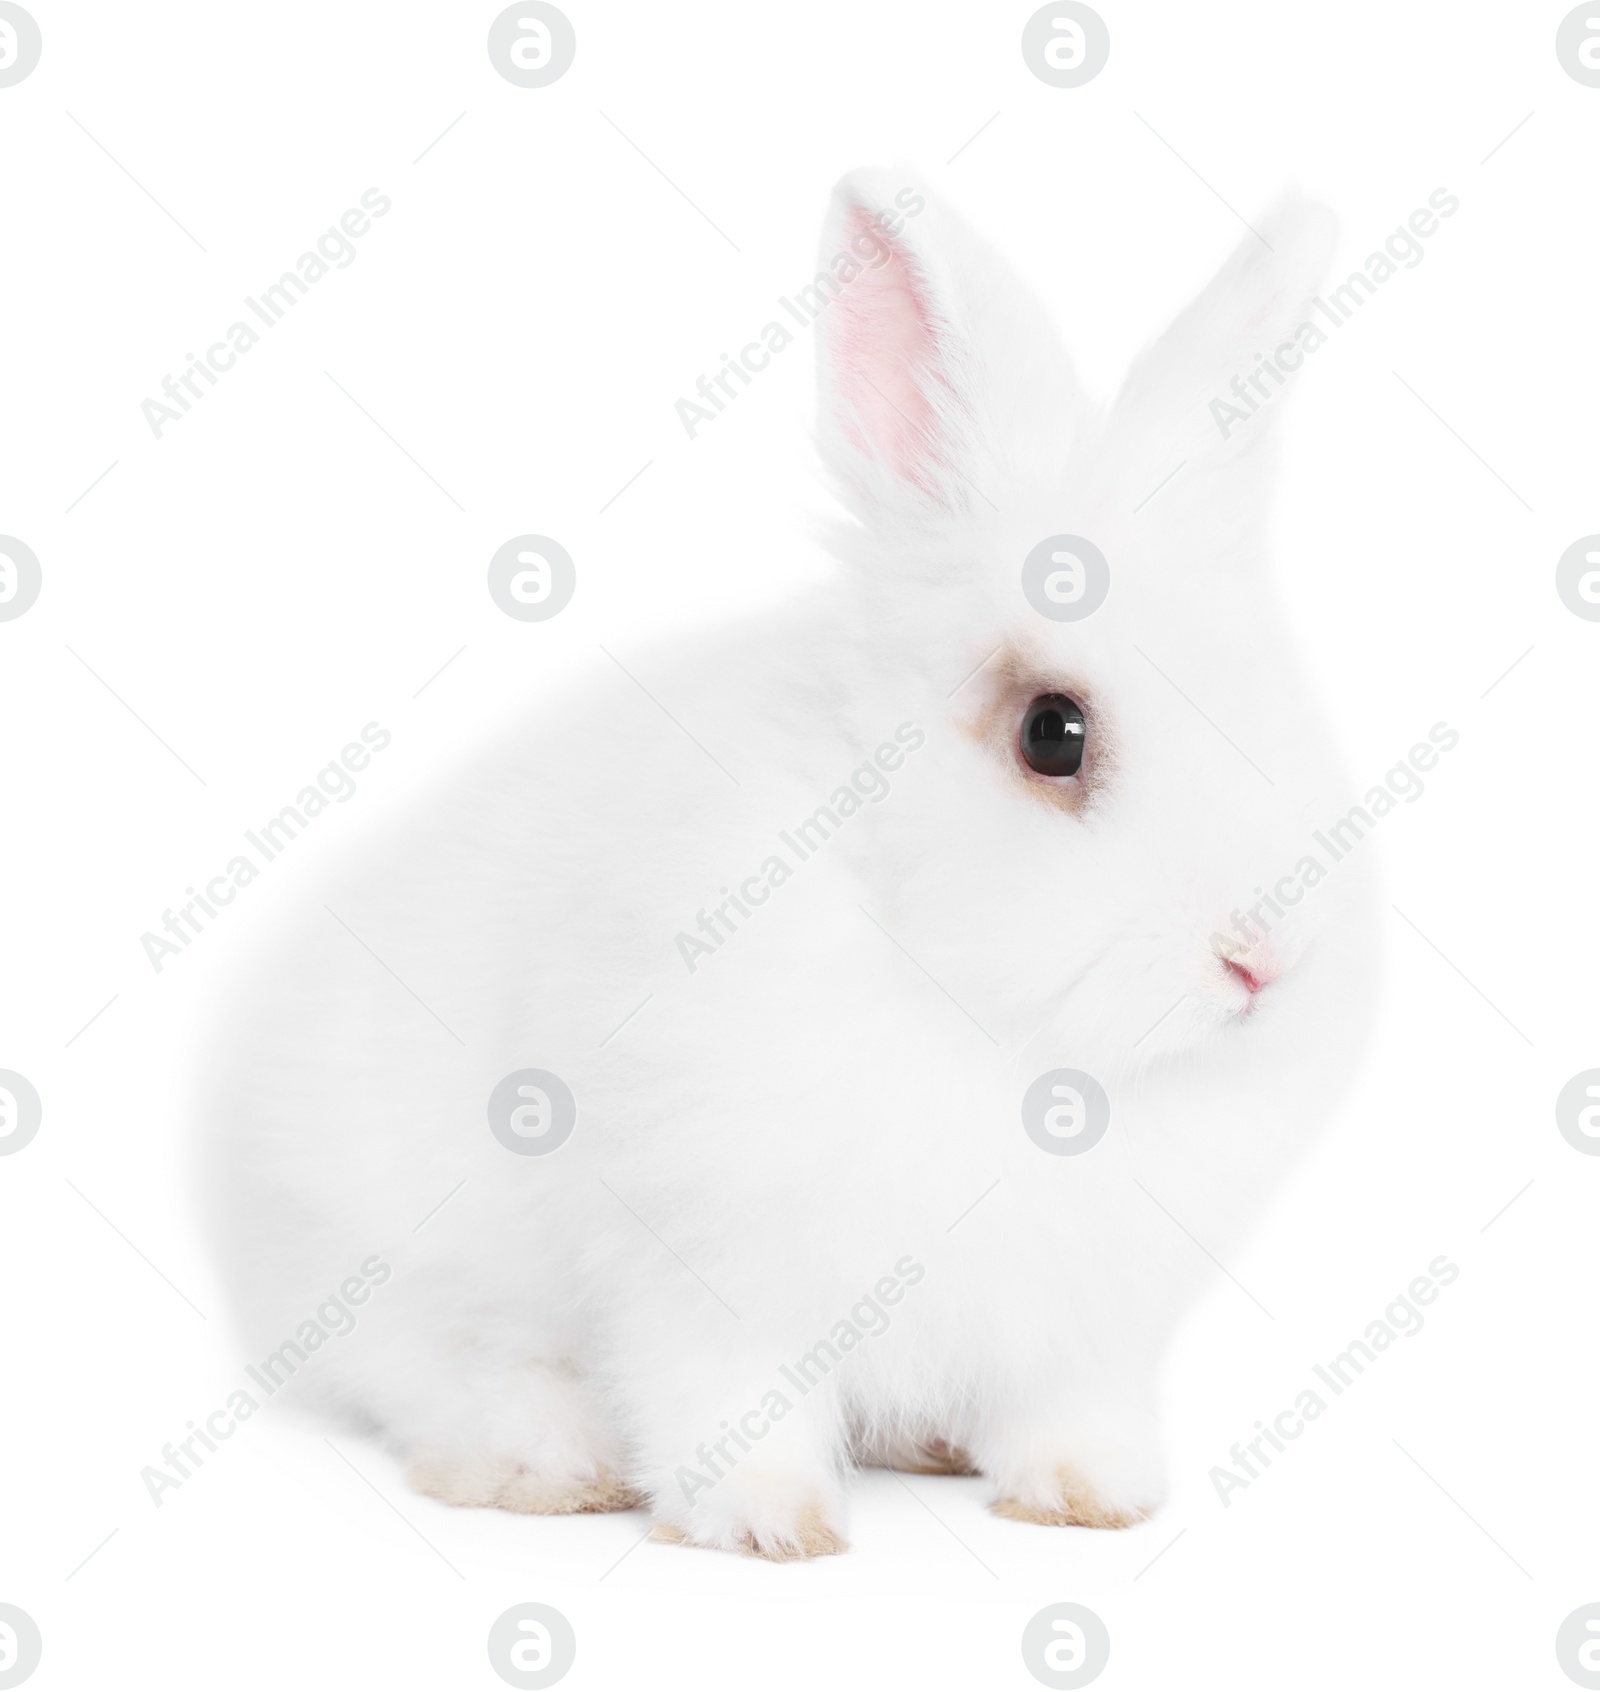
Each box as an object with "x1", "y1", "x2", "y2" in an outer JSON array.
[{"x1": 1218, "y1": 944, "x2": 1280, "y2": 1001}]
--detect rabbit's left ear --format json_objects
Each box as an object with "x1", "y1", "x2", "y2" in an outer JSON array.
[
  {"x1": 814, "y1": 169, "x2": 1075, "y2": 523},
  {"x1": 1103, "y1": 195, "x2": 1338, "y2": 533}
]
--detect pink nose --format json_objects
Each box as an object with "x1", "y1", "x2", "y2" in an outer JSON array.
[{"x1": 1222, "y1": 949, "x2": 1278, "y2": 998}]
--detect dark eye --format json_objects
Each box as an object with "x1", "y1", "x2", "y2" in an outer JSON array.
[{"x1": 1020, "y1": 694, "x2": 1086, "y2": 778}]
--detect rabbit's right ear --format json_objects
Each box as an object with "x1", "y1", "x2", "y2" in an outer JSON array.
[{"x1": 813, "y1": 168, "x2": 1075, "y2": 529}]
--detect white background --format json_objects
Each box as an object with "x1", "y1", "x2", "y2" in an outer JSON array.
[{"x1": 2, "y1": 1, "x2": 1596, "y2": 1687}]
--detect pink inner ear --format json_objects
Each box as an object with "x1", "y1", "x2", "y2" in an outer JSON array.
[{"x1": 830, "y1": 206, "x2": 944, "y2": 487}]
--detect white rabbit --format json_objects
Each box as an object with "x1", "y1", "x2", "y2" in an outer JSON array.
[{"x1": 200, "y1": 168, "x2": 1376, "y2": 1559}]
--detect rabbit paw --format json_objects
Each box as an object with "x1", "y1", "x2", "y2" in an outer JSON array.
[
  {"x1": 408, "y1": 1450, "x2": 642, "y2": 1515},
  {"x1": 651, "y1": 1467, "x2": 849, "y2": 1561},
  {"x1": 860, "y1": 1433, "x2": 980, "y2": 1475},
  {"x1": 989, "y1": 1438, "x2": 1164, "y2": 1530}
]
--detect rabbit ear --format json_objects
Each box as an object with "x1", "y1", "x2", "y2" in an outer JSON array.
[
  {"x1": 814, "y1": 169, "x2": 1075, "y2": 522},
  {"x1": 1105, "y1": 195, "x2": 1338, "y2": 531}
]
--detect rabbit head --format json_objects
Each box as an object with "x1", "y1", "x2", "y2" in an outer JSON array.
[{"x1": 806, "y1": 169, "x2": 1370, "y2": 1075}]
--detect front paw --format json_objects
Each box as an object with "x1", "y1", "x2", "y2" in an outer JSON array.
[
  {"x1": 650, "y1": 1465, "x2": 849, "y2": 1561},
  {"x1": 988, "y1": 1436, "x2": 1165, "y2": 1530}
]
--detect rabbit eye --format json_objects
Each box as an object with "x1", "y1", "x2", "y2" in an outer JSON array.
[{"x1": 1019, "y1": 694, "x2": 1086, "y2": 778}]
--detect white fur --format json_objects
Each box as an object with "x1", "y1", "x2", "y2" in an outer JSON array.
[{"x1": 200, "y1": 169, "x2": 1376, "y2": 1557}]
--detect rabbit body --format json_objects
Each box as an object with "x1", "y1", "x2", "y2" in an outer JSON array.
[{"x1": 203, "y1": 171, "x2": 1376, "y2": 1557}]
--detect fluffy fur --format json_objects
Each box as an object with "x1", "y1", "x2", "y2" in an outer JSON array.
[{"x1": 201, "y1": 169, "x2": 1376, "y2": 1558}]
